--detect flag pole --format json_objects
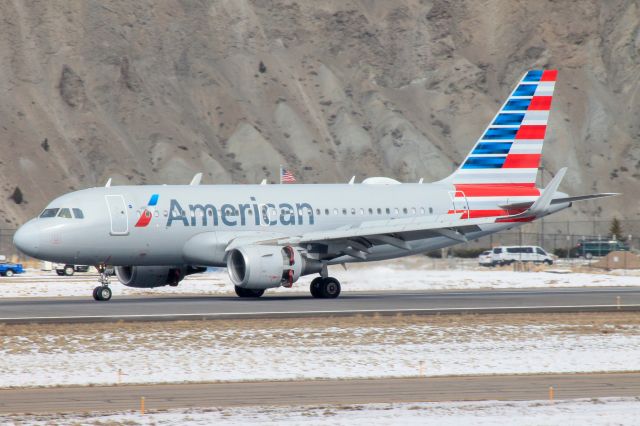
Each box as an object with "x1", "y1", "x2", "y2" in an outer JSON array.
[{"x1": 279, "y1": 165, "x2": 282, "y2": 184}]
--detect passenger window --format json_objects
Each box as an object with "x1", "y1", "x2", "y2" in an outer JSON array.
[
  {"x1": 316, "y1": 209, "x2": 321, "y2": 216},
  {"x1": 386, "y1": 208, "x2": 391, "y2": 214},
  {"x1": 334, "y1": 208, "x2": 338, "y2": 215},
  {"x1": 536, "y1": 248, "x2": 546, "y2": 255},
  {"x1": 403, "y1": 208, "x2": 408, "y2": 214},
  {"x1": 493, "y1": 248, "x2": 501, "y2": 254},
  {"x1": 429, "y1": 207, "x2": 433, "y2": 214},
  {"x1": 40, "y1": 208, "x2": 59, "y2": 218},
  {"x1": 377, "y1": 208, "x2": 382, "y2": 215},
  {"x1": 368, "y1": 208, "x2": 373, "y2": 215},
  {"x1": 57, "y1": 208, "x2": 72, "y2": 218},
  {"x1": 325, "y1": 208, "x2": 330, "y2": 215},
  {"x1": 420, "y1": 207, "x2": 425, "y2": 215},
  {"x1": 342, "y1": 208, "x2": 347, "y2": 215},
  {"x1": 72, "y1": 208, "x2": 85, "y2": 219},
  {"x1": 351, "y1": 208, "x2": 356, "y2": 215},
  {"x1": 411, "y1": 208, "x2": 416, "y2": 215},
  {"x1": 360, "y1": 208, "x2": 364, "y2": 215},
  {"x1": 394, "y1": 208, "x2": 399, "y2": 215}
]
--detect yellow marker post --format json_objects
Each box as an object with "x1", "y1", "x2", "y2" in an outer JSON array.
[
  {"x1": 141, "y1": 396, "x2": 145, "y2": 415},
  {"x1": 549, "y1": 386, "x2": 554, "y2": 402}
]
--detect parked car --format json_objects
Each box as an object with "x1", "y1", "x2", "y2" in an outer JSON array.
[
  {"x1": 490, "y1": 246, "x2": 554, "y2": 266},
  {"x1": 53, "y1": 263, "x2": 91, "y2": 276},
  {"x1": 570, "y1": 240, "x2": 629, "y2": 259},
  {"x1": 478, "y1": 250, "x2": 494, "y2": 267},
  {"x1": 0, "y1": 260, "x2": 24, "y2": 277}
]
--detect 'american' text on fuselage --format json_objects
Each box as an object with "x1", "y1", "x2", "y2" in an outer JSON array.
[{"x1": 166, "y1": 198, "x2": 315, "y2": 227}]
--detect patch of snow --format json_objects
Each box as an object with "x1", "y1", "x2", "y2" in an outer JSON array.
[
  {"x1": 2, "y1": 323, "x2": 640, "y2": 387},
  {"x1": 2, "y1": 398, "x2": 639, "y2": 425},
  {"x1": 1, "y1": 265, "x2": 639, "y2": 298}
]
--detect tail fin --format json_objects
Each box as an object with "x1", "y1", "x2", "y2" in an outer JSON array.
[{"x1": 443, "y1": 70, "x2": 557, "y2": 186}]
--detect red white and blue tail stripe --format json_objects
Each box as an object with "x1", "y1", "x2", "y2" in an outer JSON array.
[
  {"x1": 444, "y1": 69, "x2": 556, "y2": 185},
  {"x1": 441, "y1": 70, "x2": 557, "y2": 221}
]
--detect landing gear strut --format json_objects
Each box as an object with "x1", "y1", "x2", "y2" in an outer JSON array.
[
  {"x1": 310, "y1": 277, "x2": 341, "y2": 299},
  {"x1": 93, "y1": 265, "x2": 112, "y2": 301}
]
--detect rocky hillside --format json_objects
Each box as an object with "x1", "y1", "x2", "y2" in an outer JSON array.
[{"x1": 1, "y1": 0, "x2": 638, "y2": 225}]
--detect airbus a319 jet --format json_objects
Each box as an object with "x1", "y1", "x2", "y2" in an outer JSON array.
[{"x1": 14, "y1": 70, "x2": 615, "y2": 301}]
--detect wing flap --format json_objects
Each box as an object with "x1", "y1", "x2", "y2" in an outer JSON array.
[{"x1": 254, "y1": 214, "x2": 504, "y2": 246}]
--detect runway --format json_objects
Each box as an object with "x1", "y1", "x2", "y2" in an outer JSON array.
[
  {"x1": 1, "y1": 372, "x2": 639, "y2": 414},
  {"x1": 1, "y1": 286, "x2": 640, "y2": 323}
]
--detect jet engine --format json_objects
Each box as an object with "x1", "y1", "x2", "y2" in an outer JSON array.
[
  {"x1": 226, "y1": 245, "x2": 321, "y2": 289},
  {"x1": 115, "y1": 265, "x2": 203, "y2": 288}
]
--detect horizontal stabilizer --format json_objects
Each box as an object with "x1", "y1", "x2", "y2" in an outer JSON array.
[{"x1": 550, "y1": 193, "x2": 619, "y2": 204}]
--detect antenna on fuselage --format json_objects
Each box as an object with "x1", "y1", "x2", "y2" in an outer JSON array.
[
  {"x1": 348, "y1": 176, "x2": 355, "y2": 184},
  {"x1": 418, "y1": 178, "x2": 424, "y2": 184},
  {"x1": 105, "y1": 178, "x2": 112, "y2": 188},
  {"x1": 260, "y1": 179, "x2": 267, "y2": 185},
  {"x1": 189, "y1": 173, "x2": 203, "y2": 186}
]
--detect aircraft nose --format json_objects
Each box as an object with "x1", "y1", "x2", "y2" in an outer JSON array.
[{"x1": 13, "y1": 221, "x2": 40, "y2": 257}]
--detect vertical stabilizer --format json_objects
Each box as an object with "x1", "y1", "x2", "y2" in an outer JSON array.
[{"x1": 442, "y1": 70, "x2": 557, "y2": 185}]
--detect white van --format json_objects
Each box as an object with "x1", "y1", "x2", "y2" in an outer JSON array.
[{"x1": 490, "y1": 246, "x2": 553, "y2": 266}]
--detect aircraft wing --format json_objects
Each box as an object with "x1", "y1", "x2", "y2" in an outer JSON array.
[{"x1": 244, "y1": 214, "x2": 505, "y2": 256}]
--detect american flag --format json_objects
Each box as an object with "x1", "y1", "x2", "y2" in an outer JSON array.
[{"x1": 280, "y1": 167, "x2": 296, "y2": 184}]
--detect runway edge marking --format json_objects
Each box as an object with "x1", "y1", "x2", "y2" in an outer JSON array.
[{"x1": 2, "y1": 304, "x2": 640, "y2": 324}]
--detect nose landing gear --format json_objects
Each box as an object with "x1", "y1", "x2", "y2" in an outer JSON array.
[{"x1": 93, "y1": 265, "x2": 113, "y2": 301}]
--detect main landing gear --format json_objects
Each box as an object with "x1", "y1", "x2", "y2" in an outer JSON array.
[
  {"x1": 310, "y1": 277, "x2": 341, "y2": 299},
  {"x1": 234, "y1": 286, "x2": 265, "y2": 298},
  {"x1": 93, "y1": 265, "x2": 112, "y2": 301}
]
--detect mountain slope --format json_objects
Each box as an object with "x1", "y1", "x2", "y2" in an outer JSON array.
[{"x1": 1, "y1": 0, "x2": 638, "y2": 225}]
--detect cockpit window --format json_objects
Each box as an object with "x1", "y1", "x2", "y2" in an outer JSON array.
[
  {"x1": 57, "y1": 208, "x2": 72, "y2": 218},
  {"x1": 72, "y1": 208, "x2": 85, "y2": 219},
  {"x1": 40, "y1": 208, "x2": 59, "y2": 218}
]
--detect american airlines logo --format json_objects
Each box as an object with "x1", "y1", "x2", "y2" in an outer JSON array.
[
  {"x1": 135, "y1": 194, "x2": 159, "y2": 227},
  {"x1": 166, "y1": 197, "x2": 315, "y2": 227}
]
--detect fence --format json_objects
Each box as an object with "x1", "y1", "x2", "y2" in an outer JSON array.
[{"x1": 462, "y1": 219, "x2": 639, "y2": 256}]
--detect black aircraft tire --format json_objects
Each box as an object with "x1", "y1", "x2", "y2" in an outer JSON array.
[
  {"x1": 321, "y1": 278, "x2": 341, "y2": 299},
  {"x1": 98, "y1": 286, "x2": 112, "y2": 301},
  {"x1": 310, "y1": 277, "x2": 324, "y2": 298},
  {"x1": 235, "y1": 286, "x2": 265, "y2": 298},
  {"x1": 93, "y1": 286, "x2": 101, "y2": 301}
]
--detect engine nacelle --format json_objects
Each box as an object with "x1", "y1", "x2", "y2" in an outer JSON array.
[
  {"x1": 226, "y1": 245, "x2": 321, "y2": 289},
  {"x1": 115, "y1": 266, "x2": 190, "y2": 288}
]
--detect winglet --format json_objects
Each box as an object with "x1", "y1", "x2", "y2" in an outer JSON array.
[
  {"x1": 190, "y1": 173, "x2": 203, "y2": 186},
  {"x1": 528, "y1": 167, "x2": 567, "y2": 216},
  {"x1": 348, "y1": 176, "x2": 356, "y2": 184}
]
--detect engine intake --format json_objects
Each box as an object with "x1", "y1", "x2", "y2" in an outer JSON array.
[{"x1": 227, "y1": 245, "x2": 321, "y2": 289}]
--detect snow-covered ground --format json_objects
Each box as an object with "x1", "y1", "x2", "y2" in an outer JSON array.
[
  {"x1": 3, "y1": 398, "x2": 639, "y2": 425},
  {"x1": 2, "y1": 317, "x2": 639, "y2": 387},
  {"x1": 1, "y1": 262, "x2": 639, "y2": 298}
]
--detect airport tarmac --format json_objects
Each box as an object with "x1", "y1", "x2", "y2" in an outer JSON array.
[
  {"x1": 1, "y1": 372, "x2": 639, "y2": 414},
  {"x1": 1, "y1": 286, "x2": 639, "y2": 323}
]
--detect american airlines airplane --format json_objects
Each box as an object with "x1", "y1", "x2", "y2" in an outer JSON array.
[{"x1": 13, "y1": 70, "x2": 615, "y2": 301}]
